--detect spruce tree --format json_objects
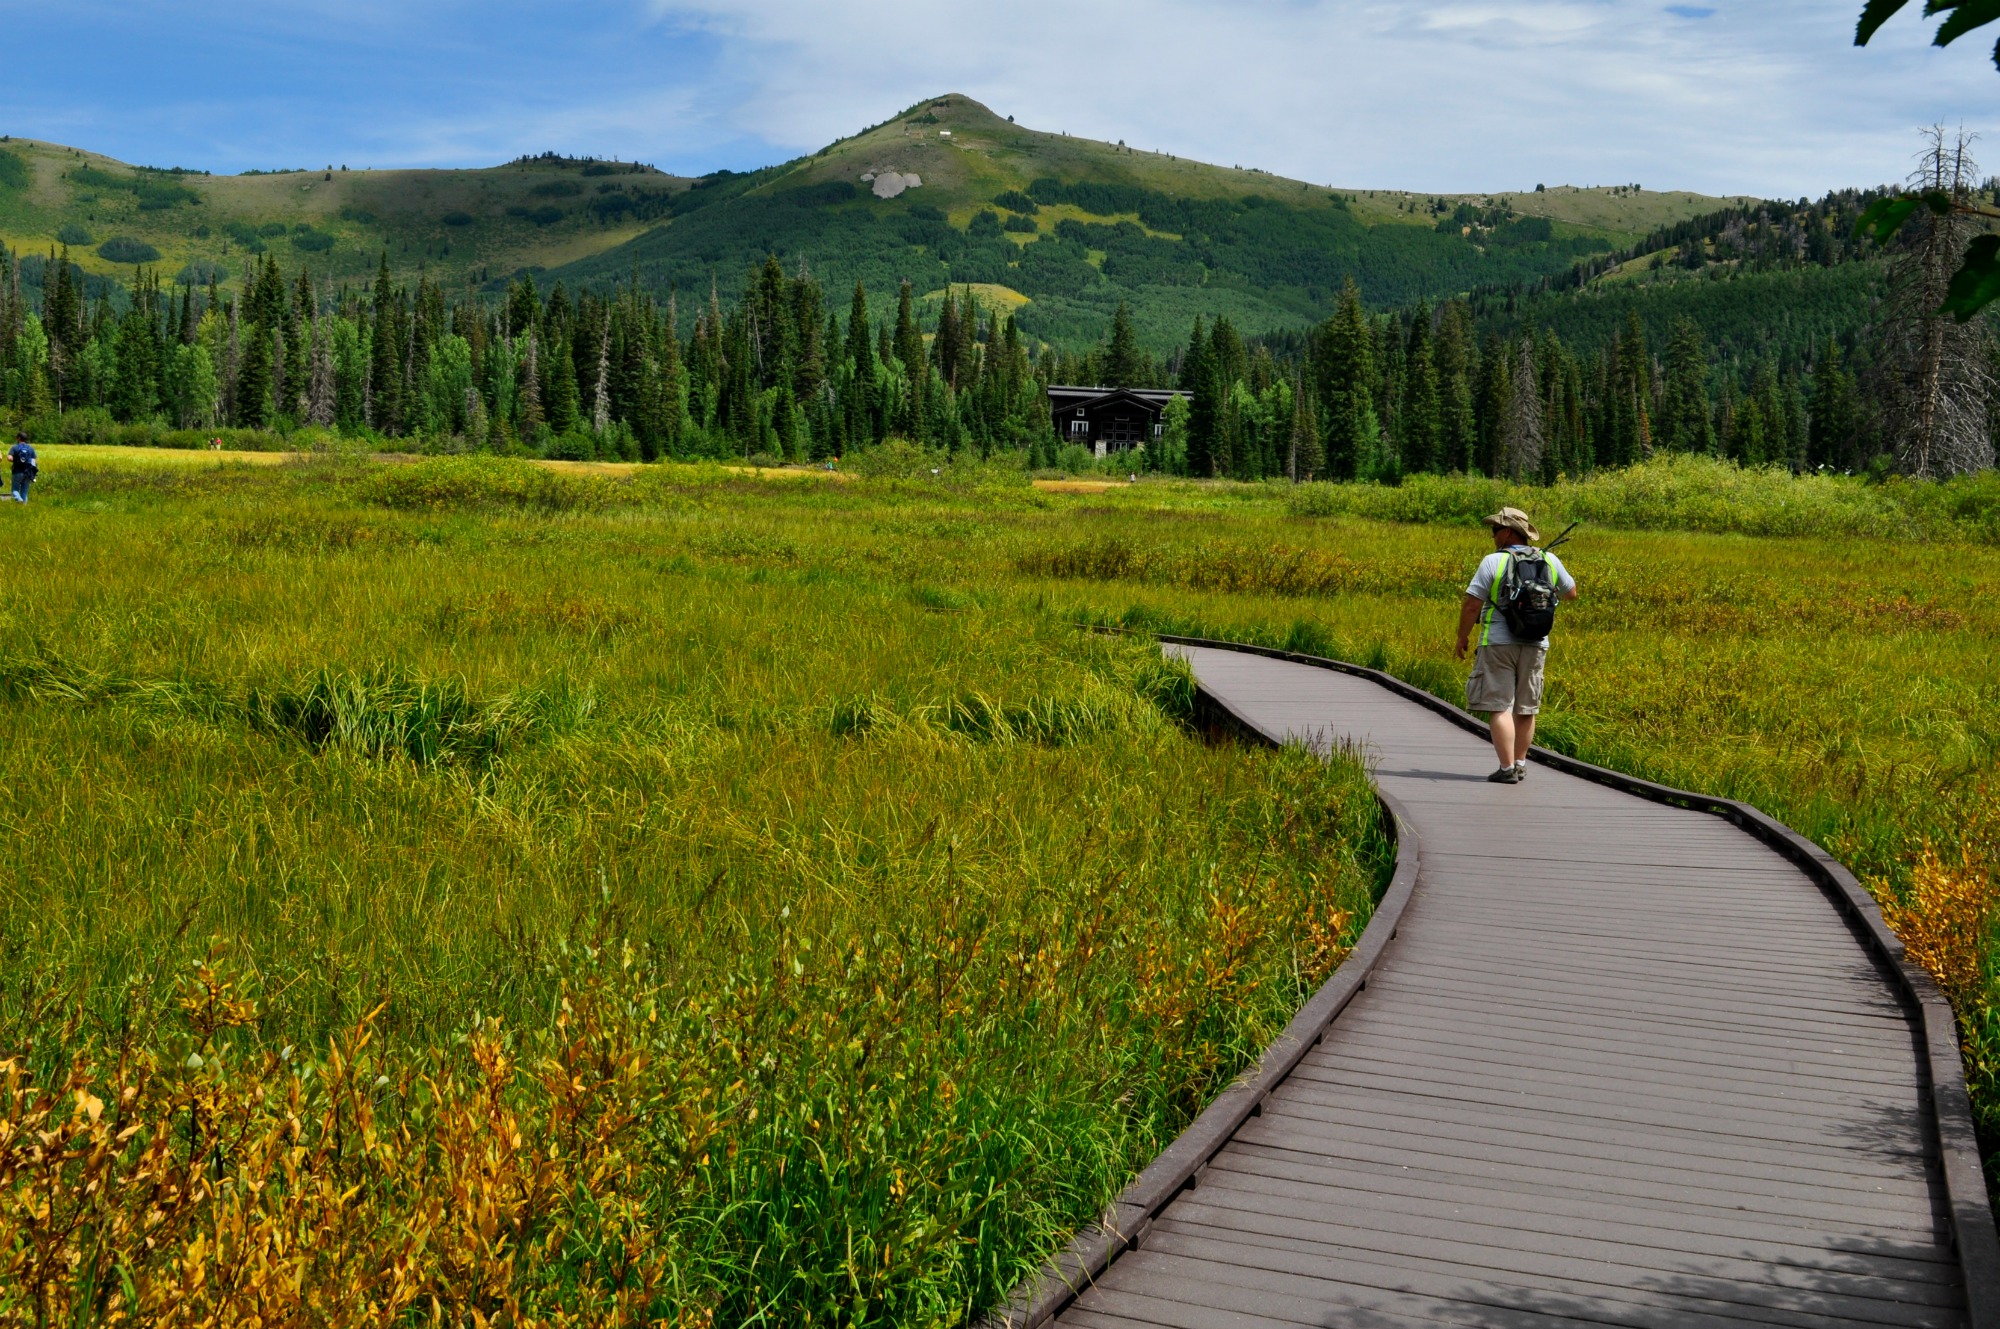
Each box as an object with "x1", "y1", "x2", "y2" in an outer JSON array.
[
  {"x1": 1655, "y1": 318, "x2": 1714, "y2": 454},
  {"x1": 1807, "y1": 338, "x2": 1864, "y2": 470},
  {"x1": 1105, "y1": 301, "x2": 1144, "y2": 387},
  {"x1": 370, "y1": 256, "x2": 402, "y2": 433},
  {"x1": 1400, "y1": 302, "x2": 1441, "y2": 474},
  {"x1": 1288, "y1": 375, "x2": 1322, "y2": 481},
  {"x1": 1186, "y1": 326, "x2": 1217, "y2": 477},
  {"x1": 545, "y1": 333, "x2": 581, "y2": 434},
  {"x1": 844, "y1": 282, "x2": 873, "y2": 372},
  {"x1": 1437, "y1": 313, "x2": 1478, "y2": 472},
  {"x1": 1317, "y1": 281, "x2": 1374, "y2": 481},
  {"x1": 952, "y1": 289, "x2": 981, "y2": 393},
  {"x1": 234, "y1": 318, "x2": 272, "y2": 428}
]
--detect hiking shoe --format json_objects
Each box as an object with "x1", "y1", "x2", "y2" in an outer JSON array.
[
  {"x1": 1514, "y1": 761, "x2": 1528, "y2": 780},
  {"x1": 1487, "y1": 766, "x2": 1522, "y2": 784}
]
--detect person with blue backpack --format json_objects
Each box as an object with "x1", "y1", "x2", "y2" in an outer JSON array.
[
  {"x1": 1454, "y1": 506, "x2": 1578, "y2": 784},
  {"x1": 8, "y1": 432, "x2": 36, "y2": 504}
]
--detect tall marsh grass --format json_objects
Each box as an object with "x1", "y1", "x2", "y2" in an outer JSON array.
[
  {"x1": 0, "y1": 464, "x2": 1385, "y2": 1324},
  {"x1": 1289, "y1": 453, "x2": 2000, "y2": 542},
  {"x1": 15, "y1": 448, "x2": 2000, "y2": 1315}
]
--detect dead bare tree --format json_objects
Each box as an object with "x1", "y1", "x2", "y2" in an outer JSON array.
[
  {"x1": 1499, "y1": 336, "x2": 1544, "y2": 479},
  {"x1": 1882, "y1": 126, "x2": 1995, "y2": 478},
  {"x1": 307, "y1": 299, "x2": 335, "y2": 427}
]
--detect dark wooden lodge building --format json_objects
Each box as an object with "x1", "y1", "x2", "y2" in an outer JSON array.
[{"x1": 1046, "y1": 386, "x2": 1186, "y2": 456}]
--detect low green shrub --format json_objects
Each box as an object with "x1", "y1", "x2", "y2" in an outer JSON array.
[
  {"x1": 97, "y1": 236, "x2": 161, "y2": 264},
  {"x1": 15, "y1": 411, "x2": 291, "y2": 451},
  {"x1": 357, "y1": 454, "x2": 614, "y2": 513}
]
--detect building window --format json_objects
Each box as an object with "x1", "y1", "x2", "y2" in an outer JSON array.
[{"x1": 1069, "y1": 420, "x2": 1088, "y2": 436}]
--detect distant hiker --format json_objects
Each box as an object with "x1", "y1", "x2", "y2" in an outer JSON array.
[
  {"x1": 8, "y1": 433, "x2": 36, "y2": 504},
  {"x1": 1454, "y1": 506, "x2": 1578, "y2": 784}
]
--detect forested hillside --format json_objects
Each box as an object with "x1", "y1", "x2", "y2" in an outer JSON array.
[
  {"x1": 0, "y1": 96, "x2": 1737, "y2": 355},
  {"x1": 4, "y1": 97, "x2": 1988, "y2": 481},
  {"x1": 0, "y1": 135, "x2": 689, "y2": 301},
  {"x1": 550, "y1": 96, "x2": 1719, "y2": 349}
]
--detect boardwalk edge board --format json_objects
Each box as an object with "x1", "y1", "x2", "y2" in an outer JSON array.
[
  {"x1": 977, "y1": 692, "x2": 1425, "y2": 1329},
  {"x1": 1140, "y1": 631, "x2": 2000, "y2": 1329}
]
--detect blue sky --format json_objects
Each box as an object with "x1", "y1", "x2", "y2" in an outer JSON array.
[{"x1": 0, "y1": 0, "x2": 1994, "y2": 196}]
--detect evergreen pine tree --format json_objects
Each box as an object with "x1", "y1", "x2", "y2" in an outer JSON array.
[
  {"x1": 1807, "y1": 338, "x2": 1864, "y2": 470},
  {"x1": 545, "y1": 333, "x2": 581, "y2": 434},
  {"x1": 1186, "y1": 327, "x2": 1218, "y2": 477},
  {"x1": 1317, "y1": 281, "x2": 1374, "y2": 480},
  {"x1": 234, "y1": 316, "x2": 272, "y2": 428},
  {"x1": 1288, "y1": 375, "x2": 1323, "y2": 481},
  {"x1": 370, "y1": 256, "x2": 402, "y2": 432},
  {"x1": 1400, "y1": 302, "x2": 1441, "y2": 474},
  {"x1": 1105, "y1": 301, "x2": 1144, "y2": 387},
  {"x1": 1433, "y1": 308, "x2": 1477, "y2": 473},
  {"x1": 1656, "y1": 318, "x2": 1714, "y2": 454}
]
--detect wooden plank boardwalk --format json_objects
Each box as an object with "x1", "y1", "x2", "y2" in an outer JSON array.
[{"x1": 1017, "y1": 642, "x2": 1998, "y2": 1329}]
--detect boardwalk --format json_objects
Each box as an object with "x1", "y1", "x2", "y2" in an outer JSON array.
[{"x1": 1036, "y1": 643, "x2": 1991, "y2": 1329}]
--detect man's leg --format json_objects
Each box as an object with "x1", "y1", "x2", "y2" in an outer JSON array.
[
  {"x1": 1513, "y1": 712, "x2": 1536, "y2": 765},
  {"x1": 9, "y1": 473, "x2": 20, "y2": 502},
  {"x1": 1489, "y1": 710, "x2": 1516, "y2": 770}
]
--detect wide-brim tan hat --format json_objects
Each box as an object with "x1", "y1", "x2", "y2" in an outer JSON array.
[{"x1": 1481, "y1": 507, "x2": 1540, "y2": 543}]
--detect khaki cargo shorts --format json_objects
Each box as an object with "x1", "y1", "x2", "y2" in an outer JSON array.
[{"x1": 1466, "y1": 642, "x2": 1547, "y2": 715}]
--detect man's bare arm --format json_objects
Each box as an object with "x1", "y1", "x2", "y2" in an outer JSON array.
[{"x1": 1454, "y1": 594, "x2": 1483, "y2": 659}]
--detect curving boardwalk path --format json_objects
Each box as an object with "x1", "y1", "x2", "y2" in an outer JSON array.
[{"x1": 1036, "y1": 643, "x2": 1993, "y2": 1329}]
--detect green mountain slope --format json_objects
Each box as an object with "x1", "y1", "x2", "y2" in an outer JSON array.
[
  {"x1": 0, "y1": 136, "x2": 692, "y2": 295},
  {"x1": 551, "y1": 96, "x2": 1743, "y2": 349},
  {"x1": 0, "y1": 100, "x2": 1742, "y2": 351}
]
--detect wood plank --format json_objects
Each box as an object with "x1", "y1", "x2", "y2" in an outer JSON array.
[
  {"x1": 1213, "y1": 1143, "x2": 1955, "y2": 1263},
  {"x1": 1248, "y1": 1104, "x2": 1936, "y2": 1216},
  {"x1": 1142, "y1": 1222, "x2": 1959, "y2": 1329},
  {"x1": 1265, "y1": 1063, "x2": 1938, "y2": 1174},
  {"x1": 1184, "y1": 1166, "x2": 1960, "y2": 1296}
]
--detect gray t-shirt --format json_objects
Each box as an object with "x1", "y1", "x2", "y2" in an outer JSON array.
[{"x1": 1466, "y1": 546, "x2": 1574, "y2": 647}]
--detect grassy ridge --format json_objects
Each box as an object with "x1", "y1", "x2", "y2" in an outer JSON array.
[{"x1": 0, "y1": 456, "x2": 1386, "y2": 1325}]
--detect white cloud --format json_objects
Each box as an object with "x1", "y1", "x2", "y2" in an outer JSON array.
[
  {"x1": 5, "y1": 0, "x2": 1995, "y2": 193},
  {"x1": 633, "y1": 0, "x2": 2000, "y2": 195}
]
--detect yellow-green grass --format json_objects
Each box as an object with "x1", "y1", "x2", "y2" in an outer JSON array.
[
  {"x1": 0, "y1": 456, "x2": 1384, "y2": 1325},
  {"x1": 33, "y1": 442, "x2": 297, "y2": 468}
]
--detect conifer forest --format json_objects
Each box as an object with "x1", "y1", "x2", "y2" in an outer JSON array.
[{"x1": 0, "y1": 181, "x2": 1983, "y2": 483}]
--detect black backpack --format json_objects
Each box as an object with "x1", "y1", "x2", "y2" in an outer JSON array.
[{"x1": 1496, "y1": 549, "x2": 1559, "y2": 640}]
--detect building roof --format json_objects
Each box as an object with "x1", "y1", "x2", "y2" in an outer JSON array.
[{"x1": 1045, "y1": 385, "x2": 1187, "y2": 411}]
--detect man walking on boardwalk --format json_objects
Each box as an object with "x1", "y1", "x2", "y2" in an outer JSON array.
[{"x1": 1454, "y1": 506, "x2": 1577, "y2": 784}]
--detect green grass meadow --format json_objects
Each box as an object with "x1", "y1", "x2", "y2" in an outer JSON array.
[
  {"x1": 0, "y1": 452, "x2": 1386, "y2": 1326},
  {"x1": 4, "y1": 448, "x2": 2000, "y2": 1324}
]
